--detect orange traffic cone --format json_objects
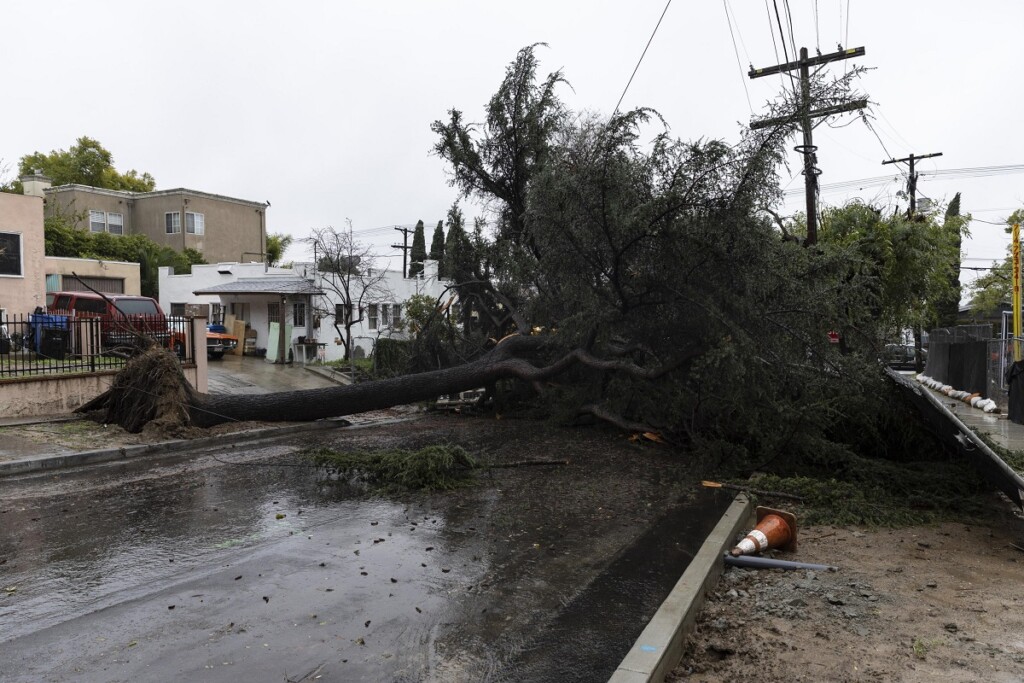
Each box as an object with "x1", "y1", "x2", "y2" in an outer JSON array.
[{"x1": 729, "y1": 506, "x2": 798, "y2": 557}]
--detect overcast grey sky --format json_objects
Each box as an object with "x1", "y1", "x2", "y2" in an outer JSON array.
[{"x1": 4, "y1": 1, "x2": 1021, "y2": 292}]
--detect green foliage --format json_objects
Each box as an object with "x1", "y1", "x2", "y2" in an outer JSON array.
[
  {"x1": 304, "y1": 444, "x2": 478, "y2": 492},
  {"x1": 817, "y1": 200, "x2": 965, "y2": 340},
  {"x1": 432, "y1": 43, "x2": 566, "y2": 250},
  {"x1": 265, "y1": 232, "x2": 293, "y2": 267},
  {"x1": 409, "y1": 220, "x2": 426, "y2": 277},
  {"x1": 442, "y1": 203, "x2": 474, "y2": 282},
  {"x1": 373, "y1": 338, "x2": 412, "y2": 377},
  {"x1": 19, "y1": 136, "x2": 155, "y2": 191},
  {"x1": 429, "y1": 220, "x2": 445, "y2": 264},
  {"x1": 425, "y1": 44, "x2": 983, "y2": 487},
  {"x1": 967, "y1": 206, "x2": 1023, "y2": 316}
]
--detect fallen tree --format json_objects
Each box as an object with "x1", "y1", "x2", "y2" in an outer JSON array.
[{"x1": 81, "y1": 333, "x2": 691, "y2": 433}]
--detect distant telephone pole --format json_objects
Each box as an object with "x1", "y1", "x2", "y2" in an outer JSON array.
[
  {"x1": 749, "y1": 46, "x2": 868, "y2": 246},
  {"x1": 391, "y1": 226, "x2": 413, "y2": 278},
  {"x1": 882, "y1": 152, "x2": 943, "y2": 217}
]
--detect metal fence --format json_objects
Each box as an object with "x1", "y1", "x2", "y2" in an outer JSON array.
[{"x1": 0, "y1": 313, "x2": 194, "y2": 378}]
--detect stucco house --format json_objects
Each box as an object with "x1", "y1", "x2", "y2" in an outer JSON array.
[
  {"x1": 158, "y1": 259, "x2": 451, "y2": 363},
  {"x1": 23, "y1": 172, "x2": 268, "y2": 265},
  {"x1": 0, "y1": 191, "x2": 47, "y2": 320}
]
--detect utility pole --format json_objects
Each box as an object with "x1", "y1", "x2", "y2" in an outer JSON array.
[
  {"x1": 391, "y1": 226, "x2": 413, "y2": 279},
  {"x1": 882, "y1": 152, "x2": 943, "y2": 217},
  {"x1": 749, "y1": 46, "x2": 868, "y2": 246}
]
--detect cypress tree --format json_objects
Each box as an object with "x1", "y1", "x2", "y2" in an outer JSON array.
[
  {"x1": 429, "y1": 220, "x2": 445, "y2": 265},
  {"x1": 409, "y1": 219, "x2": 426, "y2": 277},
  {"x1": 443, "y1": 204, "x2": 468, "y2": 280}
]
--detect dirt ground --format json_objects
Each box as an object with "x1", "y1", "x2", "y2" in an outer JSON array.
[{"x1": 670, "y1": 512, "x2": 1024, "y2": 683}]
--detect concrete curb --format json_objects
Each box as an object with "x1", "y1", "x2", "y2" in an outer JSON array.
[
  {"x1": 608, "y1": 493, "x2": 753, "y2": 683},
  {"x1": 0, "y1": 416, "x2": 418, "y2": 478}
]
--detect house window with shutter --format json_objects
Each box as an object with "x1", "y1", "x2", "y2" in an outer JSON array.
[
  {"x1": 381, "y1": 304, "x2": 391, "y2": 327},
  {"x1": 368, "y1": 304, "x2": 378, "y2": 329}
]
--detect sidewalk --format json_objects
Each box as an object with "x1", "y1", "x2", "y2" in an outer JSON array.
[{"x1": 0, "y1": 354, "x2": 383, "y2": 477}]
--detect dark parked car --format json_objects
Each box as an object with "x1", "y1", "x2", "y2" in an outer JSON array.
[{"x1": 883, "y1": 343, "x2": 926, "y2": 369}]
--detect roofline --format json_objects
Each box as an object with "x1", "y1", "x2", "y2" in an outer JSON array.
[
  {"x1": 44, "y1": 184, "x2": 268, "y2": 209},
  {"x1": 45, "y1": 255, "x2": 141, "y2": 267}
]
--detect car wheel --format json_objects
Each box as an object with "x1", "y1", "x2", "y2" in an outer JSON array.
[{"x1": 173, "y1": 340, "x2": 186, "y2": 359}]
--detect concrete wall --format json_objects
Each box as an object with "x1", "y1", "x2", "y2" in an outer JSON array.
[
  {"x1": 0, "y1": 365, "x2": 200, "y2": 419},
  {"x1": 0, "y1": 192, "x2": 47, "y2": 316},
  {"x1": 45, "y1": 256, "x2": 142, "y2": 295}
]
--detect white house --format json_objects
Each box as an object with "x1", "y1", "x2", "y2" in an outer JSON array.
[{"x1": 157, "y1": 259, "x2": 450, "y2": 364}]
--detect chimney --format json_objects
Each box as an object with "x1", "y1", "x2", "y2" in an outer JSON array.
[
  {"x1": 422, "y1": 259, "x2": 438, "y2": 280},
  {"x1": 20, "y1": 171, "x2": 52, "y2": 198}
]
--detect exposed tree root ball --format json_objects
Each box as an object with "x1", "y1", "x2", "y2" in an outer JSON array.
[{"x1": 103, "y1": 346, "x2": 198, "y2": 434}]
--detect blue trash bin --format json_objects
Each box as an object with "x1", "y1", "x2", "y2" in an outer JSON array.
[{"x1": 29, "y1": 314, "x2": 69, "y2": 358}]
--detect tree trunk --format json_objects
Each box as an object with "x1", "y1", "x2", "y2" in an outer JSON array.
[{"x1": 189, "y1": 335, "x2": 595, "y2": 427}]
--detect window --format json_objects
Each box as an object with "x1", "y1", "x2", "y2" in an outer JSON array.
[
  {"x1": 268, "y1": 302, "x2": 281, "y2": 324},
  {"x1": 368, "y1": 304, "x2": 378, "y2": 330},
  {"x1": 293, "y1": 302, "x2": 306, "y2": 327},
  {"x1": 107, "y1": 212, "x2": 124, "y2": 235},
  {"x1": 186, "y1": 211, "x2": 205, "y2": 235},
  {"x1": 89, "y1": 210, "x2": 106, "y2": 233},
  {"x1": 170, "y1": 303, "x2": 186, "y2": 316},
  {"x1": 335, "y1": 303, "x2": 354, "y2": 325},
  {"x1": 165, "y1": 212, "x2": 181, "y2": 234},
  {"x1": 381, "y1": 304, "x2": 391, "y2": 327},
  {"x1": 0, "y1": 232, "x2": 22, "y2": 277},
  {"x1": 212, "y1": 303, "x2": 224, "y2": 325},
  {"x1": 73, "y1": 297, "x2": 107, "y2": 314},
  {"x1": 392, "y1": 304, "x2": 401, "y2": 326}
]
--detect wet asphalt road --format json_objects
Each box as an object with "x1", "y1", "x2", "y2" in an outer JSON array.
[
  {"x1": 0, "y1": 438, "x2": 481, "y2": 682},
  {"x1": 0, "y1": 421, "x2": 731, "y2": 682}
]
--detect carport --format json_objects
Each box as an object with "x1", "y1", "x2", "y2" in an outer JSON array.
[{"x1": 193, "y1": 276, "x2": 323, "y2": 364}]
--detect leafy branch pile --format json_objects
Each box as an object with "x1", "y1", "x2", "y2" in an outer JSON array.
[{"x1": 304, "y1": 445, "x2": 478, "y2": 492}]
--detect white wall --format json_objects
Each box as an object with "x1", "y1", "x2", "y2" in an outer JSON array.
[
  {"x1": 314, "y1": 259, "x2": 450, "y2": 362},
  {"x1": 158, "y1": 260, "x2": 451, "y2": 363}
]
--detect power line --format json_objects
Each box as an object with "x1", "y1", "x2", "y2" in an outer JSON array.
[
  {"x1": 723, "y1": 0, "x2": 754, "y2": 112},
  {"x1": 613, "y1": 0, "x2": 673, "y2": 114}
]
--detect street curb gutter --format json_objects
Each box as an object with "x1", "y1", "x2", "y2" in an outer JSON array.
[
  {"x1": 608, "y1": 493, "x2": 753, "y2": 683},
  {"x1": 0, "y1": 417, "x2": 417, "y2": 478}
]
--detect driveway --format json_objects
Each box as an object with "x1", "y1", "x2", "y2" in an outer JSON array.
[{"x1": 206, "y1": 353, "x2": 341, "y2": 395}]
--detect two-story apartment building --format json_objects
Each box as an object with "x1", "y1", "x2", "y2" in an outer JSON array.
[{"x1": 23, "y1": 173, "x2": 268, "y2": 265}]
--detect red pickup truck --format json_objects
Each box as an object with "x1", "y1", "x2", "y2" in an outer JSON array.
[{"x1": 48, "y1": 291, "x2": 172, "y2": 349}]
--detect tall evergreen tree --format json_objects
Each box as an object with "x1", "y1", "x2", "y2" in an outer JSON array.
[
  {"x1": 409, "y1": 219, "x2": 427, "y2": 277},
  {"x1": 935, "y1": 193, "x2": 965, "y2": 327},
  {"x1": 442, "y1": 203, "x2": 471, "y2": 281},
  {"x1": 429, "y1": 220, "x2": 445, "y2": 265}
]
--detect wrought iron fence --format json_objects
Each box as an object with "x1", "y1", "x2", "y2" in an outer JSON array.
[{"x1": 0, "y1": 313, "x2": 194, "y2": 379}]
